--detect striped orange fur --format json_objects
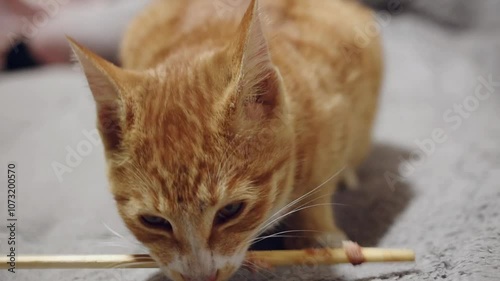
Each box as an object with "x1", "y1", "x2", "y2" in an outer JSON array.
[{"x1": 69, "y1": 0, "x2": 382, "y2": 280}]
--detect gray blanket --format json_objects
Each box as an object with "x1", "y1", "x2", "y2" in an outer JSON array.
[{"x1": 1, "y1": 1, "x2": 499, "y2": 280}]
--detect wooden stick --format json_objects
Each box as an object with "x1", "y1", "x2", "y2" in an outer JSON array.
[{"x1": 0, "y1": 248, "x2": 415, "y2": 269}]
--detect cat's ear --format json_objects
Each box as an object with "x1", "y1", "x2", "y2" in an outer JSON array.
[
  {"x1": 231, "y1": 0, "x2": 283, "y2": 120},
  {"x1": 67, "y1": 37, "x2": 139, "y2": 152}
]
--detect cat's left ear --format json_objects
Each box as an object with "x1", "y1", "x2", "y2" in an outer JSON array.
[
  {"x1": 67, "y1": 37, "x2": 142, "y2": 153},
  {"x1": 231, "y1": 0, "x2": 284, "y2": 120}
]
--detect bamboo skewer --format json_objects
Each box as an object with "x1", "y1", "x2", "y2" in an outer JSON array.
[{"x1": 0, "y1": 247, "x2": 415, "y2": 269}]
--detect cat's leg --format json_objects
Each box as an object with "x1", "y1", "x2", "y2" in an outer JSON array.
[
  {"x1": 341, "y1": 167, "x2": 359, "y2": 190},
  {"x1": 282, "y1": 181, "x2": 347, "y2": 249}
]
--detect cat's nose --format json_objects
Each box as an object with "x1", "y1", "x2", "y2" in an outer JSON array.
[{"x1": 181, "y1": 272, "x2": 217, "y2": 281}]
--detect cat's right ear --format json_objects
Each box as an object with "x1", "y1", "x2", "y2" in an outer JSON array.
[
  {"x1": 67, "y1": 37, "x2": 140, "y2": 153},
  {"x1": 228, "y1": 0, "x2": 285, "y2": 122}
]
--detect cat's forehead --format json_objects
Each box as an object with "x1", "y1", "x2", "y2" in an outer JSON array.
[
  {"x1": 129, "y1": 115, "x2": 225, "y2": 172},
  {"x1": 135, "y1": 67, "x2": 229, "y2": 140},
  {"x1": 122, "y1": 139, "x2": 239, "y2": 203},
  {"x1": 149, "y1": 49, "x2": 232, "y2": 102},
  {"x1": 129, "y1": 77, "x2": 233, "y2": 172}
]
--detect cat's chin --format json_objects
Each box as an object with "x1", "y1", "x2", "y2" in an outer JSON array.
[
  {"x1": 151, "y1": 250, "x2": 245, "y2": 281},
  {"x1": 159, "y1": 267, "x2": 240, "y2": 281},
  {"x1": 159, "y1": 268, "x2": 179, "y2": 281}
]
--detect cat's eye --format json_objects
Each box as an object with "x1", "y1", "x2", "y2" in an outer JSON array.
[
  {"x1": 140, "y1": 215, "x2": 173, "y2": 231},
  {"x1": 215, "y1": 202, "x2": 245, "y2": 225}
]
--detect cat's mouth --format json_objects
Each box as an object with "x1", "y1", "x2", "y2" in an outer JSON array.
[
  {"x1": 180, "y1": 271, "x2": 218, "y2": 281},
  {"x1": 154, "y1": 254, "x2": 241, "y2": 281}
]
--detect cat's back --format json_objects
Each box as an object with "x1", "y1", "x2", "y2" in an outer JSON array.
[
  {"x1": 120, "y1": 0, "x2": 378, "y2": 72},
  {"x1": 263, "y1": 0, "x2": 382, "y2": 100},
  {"x1": 264, "y1": 0, "x2": 382, "y2": 171}
]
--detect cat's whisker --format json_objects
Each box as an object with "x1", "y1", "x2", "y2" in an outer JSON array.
[
  {"x1": 94, "y1": 256, "x2": 154, "y2": 273},
  {"x1": 102, "y1": 222, "x2": 127, "y2": 239},
  {"x1": 246, "y1": 268, "x2": 269, "y2": 280},
  {"x1": 233, "y1": 271, "x2": 250, "y2": 281},
  {"x1": 108, "y1": 261, "x2": 153, "y2": 270},
  {"x1": 249, "y1": 229, "x2": 324, "y2": 244},
  {"x1": 257, "y1": 202, "x2": 344, "y2": 237},
  {"x1": 253, "y1": 264, "x2": 278, "y2": 279},
  {"x1": 250, "y1": 229, "x2": 312, "y2": 242},
  {"x1": 257, "y1": 166, "x2": 345, "y2": 234},
  {"x1": 101, "y1": 222, "x2": 146, "y2": 250},
  {"x1": 294, "y1": 192, "x2": 349, "y2": 212},
  {"x1": 273, "y1": 166, "x2": 345, "y2": 215},
  {"x1": 96, "y1": 241, "x2": 146, "y2": 251},
  {"x1": 254, "y1": 185, "x2": 346, "y2": 239},
  {"x1": 97, "y1": 241, "x2": 133, "y2": 248},
  {"x1": 243, "y1": 260, "x2": 277, "y2": 279},
  {"x1": 251, "y1": 234, "x2": 309, "y2": 245}
]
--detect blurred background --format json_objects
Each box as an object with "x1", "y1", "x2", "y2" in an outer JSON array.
[{"x1": 1, "y1": 1, "x2": 499, "y2": 281}]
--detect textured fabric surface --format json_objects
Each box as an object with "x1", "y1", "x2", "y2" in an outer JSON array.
[
  {"x1": 1, "y1": 4, "x2": 499, "y2": 281},
  {"x1": 364, "y1": 0, "x2": 500, "y2": 28}
]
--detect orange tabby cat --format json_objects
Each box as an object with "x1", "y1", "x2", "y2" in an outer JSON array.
[{"x1": 69, "y1": 0, "x2": 382, "y2": 280}]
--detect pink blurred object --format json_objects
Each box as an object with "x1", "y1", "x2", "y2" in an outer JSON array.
[{"x1": 1, "y1": 0, "x2": 149, "y2": 68}]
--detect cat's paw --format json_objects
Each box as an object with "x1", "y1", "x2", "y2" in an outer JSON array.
[
  {"x1": 340, "y1": 168, "x2": 359, "y2": 190},
  {"x1": 283, "y1": 230, "x2": 348, "y2": 249}
]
